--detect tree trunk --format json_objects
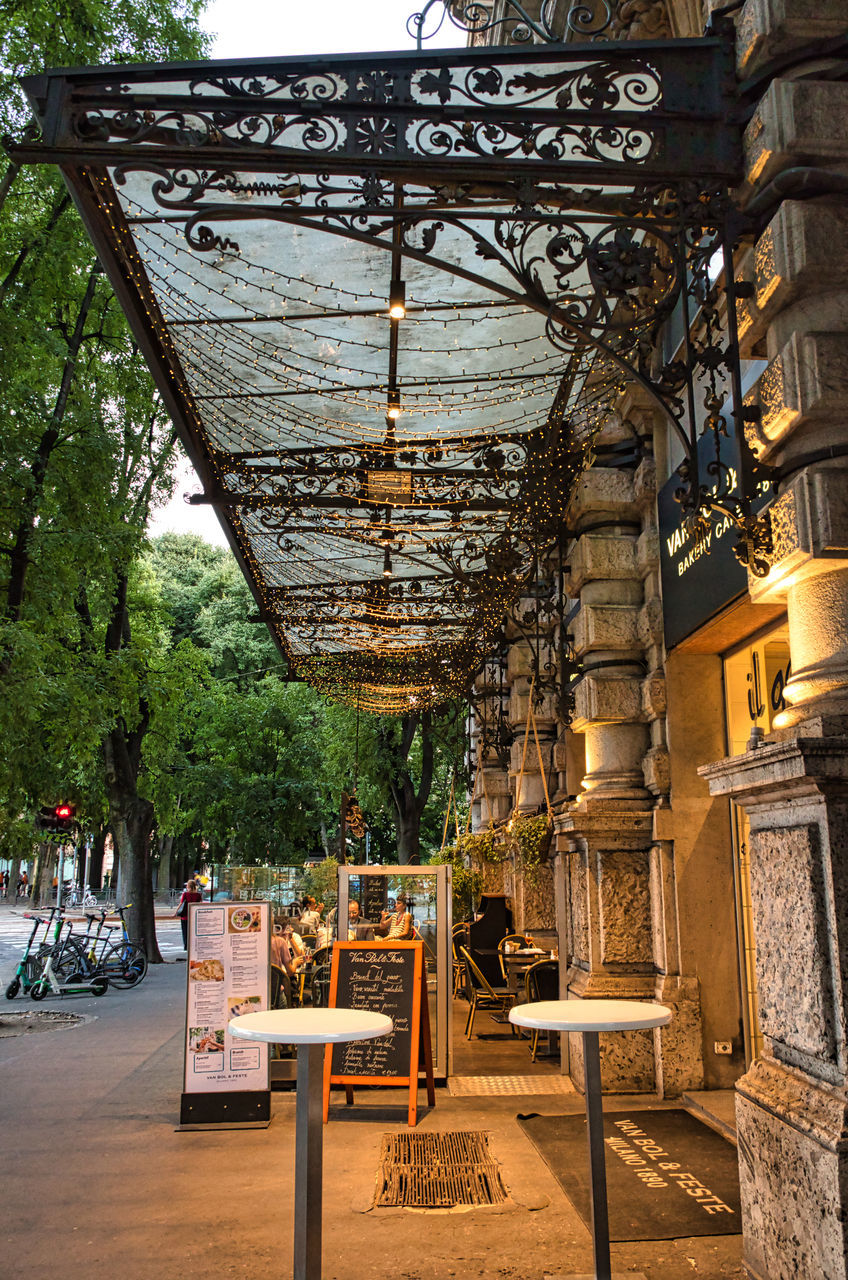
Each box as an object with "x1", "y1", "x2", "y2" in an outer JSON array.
[
  {"x1": 158, "y1": 833, "x2": 173, "y2": 892},
  {"x1": 108, "y1": 792, "x2": 160, "y2": 960},
  {"x1": 387, "y1": 711, "x2": 434, "y2": 865},
  {"x1": 396, "y1": 810, "x2": 421, "y2": 865},
  {"x1": 88, "y1": 826, "x2": 106, "y2": 891},
  {"x1": 35, "y1": 846, "x2": 57, "y2": 908}
]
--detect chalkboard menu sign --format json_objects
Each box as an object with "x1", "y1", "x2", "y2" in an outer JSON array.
[
  {"x1": 360, "y1": 875, "x2": 388, "y2": 923},
  {"x1": 323, "y1": 941, "x2": 435, "y2": 1126}
]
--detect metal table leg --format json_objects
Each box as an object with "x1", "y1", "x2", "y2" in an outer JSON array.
[
  {"x1": 294, "y1": 1042, "x2": 323, "y2": 1280},
  {"x1": 582, "y1": 1030, "x2": 611, "y2": 1280}
]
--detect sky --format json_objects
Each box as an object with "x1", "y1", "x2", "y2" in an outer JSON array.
[{"x1": 148, "y1": 0, "x2": 458, "y2": 546}]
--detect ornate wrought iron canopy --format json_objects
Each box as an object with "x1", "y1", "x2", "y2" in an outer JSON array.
[{"x1": 14, "y1": 31, "x2": 758, "y2": 712}]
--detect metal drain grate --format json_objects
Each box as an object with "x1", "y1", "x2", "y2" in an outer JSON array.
[{"x1": 375, "y1": 1130, "x2": 507, "y2": 1207}]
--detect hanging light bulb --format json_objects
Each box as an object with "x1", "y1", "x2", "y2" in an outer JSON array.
[
  {"x1": 389, "y1": 279, "x2": 406, "y2": 320},
  {"x1": 386, "y1": 389, "x2": 401, "y2": 421},
  {"x1": 383, "y1": 546, "x2": 393, "y2": 578}
]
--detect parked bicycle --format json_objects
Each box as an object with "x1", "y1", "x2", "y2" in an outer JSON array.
[
  {"x1": 63, "y1": 883, "x2": 97, "y2": 910},
  {"x1": 54, "y1": 903, "x2": 147, "y2": 989}
]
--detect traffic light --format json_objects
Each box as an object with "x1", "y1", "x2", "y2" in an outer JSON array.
[{"x1": 35, "y1": 803, "x2": 77, "y2": 838}]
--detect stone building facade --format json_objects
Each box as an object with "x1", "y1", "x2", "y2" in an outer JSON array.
[{"x1": 467, "y1": 1, "x2": 848, "y2": 1276}]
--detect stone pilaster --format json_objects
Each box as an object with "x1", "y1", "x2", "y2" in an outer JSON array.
[{"x1": 698, "y1": 1, "x2": 848, "y2": 1274}]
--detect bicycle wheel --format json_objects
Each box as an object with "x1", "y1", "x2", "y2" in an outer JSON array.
[
  {"x1": 54, "y1": 944, "x2": 89, "y2": 982},
  {"x1": 5, "y1": 976, "x2": 20, "y2": 1000},
  {"x1": 99, "y1": 943, "x2": 148, "y2": 988}
]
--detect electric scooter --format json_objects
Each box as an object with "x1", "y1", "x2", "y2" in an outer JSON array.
[
  {"x1": 30, "y1": 920, "x2": 108, "y2": 999},
  {"x1": 4, "y1": 910, "x2": 59, "y2": 999}
]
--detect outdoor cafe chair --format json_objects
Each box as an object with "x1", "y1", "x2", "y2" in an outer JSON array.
[
  {"x1": 497, "y1": 933, "x2": 531, "y2": 982},
  {"x1": 524, "y1": 959, "x2": 560, "y2": 1061},
  {"x1": 460, "y1": 946, "x2": 517, "y2": 1039}
]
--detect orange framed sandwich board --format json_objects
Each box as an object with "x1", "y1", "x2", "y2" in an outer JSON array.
[{"x1": 322, "y1": 940, "x2": 435, "y2": 1127}]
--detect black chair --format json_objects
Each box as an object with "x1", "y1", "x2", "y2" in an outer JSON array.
[
  {"x1": 497, "y1": 933, "x2": 531, "y2": 982},
  {"x1": 525, "y1": 959, "x2": 560, "y2": 1061},
  {"x1": 460, "y1": 946, "x2": 517, "y2": 1039},
  {"x1": 310, "y1": 962, "x2": 332, "y2": 1008}
]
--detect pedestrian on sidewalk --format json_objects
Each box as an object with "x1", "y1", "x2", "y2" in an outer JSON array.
[{"x1": 175, "y1": 879, "x2": 202, "y2": 950}]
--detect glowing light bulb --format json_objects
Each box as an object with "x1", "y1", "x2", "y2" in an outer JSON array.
[{"x1": 389, "y1": 279, "x2": 406, "y2": 320}]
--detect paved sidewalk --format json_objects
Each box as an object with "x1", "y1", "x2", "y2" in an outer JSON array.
[{"x1": 1, "y1": 954, "x2": 744, "y2": 1280}]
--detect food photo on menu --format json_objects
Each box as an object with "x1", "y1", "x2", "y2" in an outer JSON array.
[
  {"x1": 228, "y1": 995, "x2": 261, "y2": 1018},
  {"x1": 189, "y1": 957, "x2": 225, "y2": 981},
  {"x1": 228, "y1": 905, "x2": 262, "y2": 933},
  {"x1": 189, "y1": 1026, "x2": 225, "y2": 1054}
]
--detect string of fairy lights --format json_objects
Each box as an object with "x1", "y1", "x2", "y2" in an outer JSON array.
[{"x1": 101, "y1": 168, "x2": 626, "y2": 711}]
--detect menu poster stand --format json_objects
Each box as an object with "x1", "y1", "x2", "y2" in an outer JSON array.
[
  {"x1": 322, "y1": 941, "x2": 435, "y2": 1127},
  {"x1": 178, "y1": 900, "x2": 272, "y2": 1130}
]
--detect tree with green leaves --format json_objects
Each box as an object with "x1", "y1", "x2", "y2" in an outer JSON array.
[{"x1": 0, "y1": 1, "x2": 209, "y2": 951}]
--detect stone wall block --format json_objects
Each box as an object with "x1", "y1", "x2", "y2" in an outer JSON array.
[
  {"x1": 754, "y1": 203, "x2": 848, "y2": 325},
  {"x1": 736, "y1": 245, "x2": 768, "y2": 358},
  {"x1": 570, "y1": 851, "x2": 589, "y2": 964},
  {"x1": 569, "y1": 468, "x2": 638, "y2": 524},
  {"x1": 656, "y1": 999, "x2": 706, "y2": 1097},
  {"x1": 638, "y1": 597, "x2": 664, "y2": 649},
  {"x1": 574, "y1": 674, "x2": 643, "y2": 725},
  {"x1": 736, "y1": 0, "x2": 848, "y2": 77},
  {"x1": 506, "y1": 644, "x2": 533, "y2": 680},
  {"x1": 736, "y1": 1076, "x2": 848, "y2": 1280},
  {"x1": 641, "y1": 670, "x2": 667, "y2": 719},
  {"x1": 568, "y1": 533, "x2": 637, "y2": 592},
  {"x1": 749, "y1": 466, "x2": 848, "y2": 603},
  {"x1": 746, "y1": 332, "x2": 848, "y2": 455},
  {"x1": 633, "y1": 455, "x2": 656, "y2": 509},
  {"x1": 749, "y1": 823, "x2": 837, "y2": 1070},
  {"x1": 643, "y1": 746, "x2": 670, "y2": 796},
  {"x1": 569, "y1": 1027, "x2": 656, "y2": 1094},
  {"x1": 598, "y1": 849, "x2": 652, "y2": 965},
  {"x1": 572, "y1": 602, "x2": 640, "y2": 656},
  {"x1": 637, "y1": 528, "x2": 659, "y2": 575},
  {"x1": 744, "y1": 80, "x2": 848, "y2": 192}
]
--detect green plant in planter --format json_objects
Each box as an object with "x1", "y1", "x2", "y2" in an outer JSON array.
[
  {"x1": 430, "y1": 845, "x2": 483, "y2": 921},
  {"x1": 508, "y1": 814, "x2": 552, "y2": 886},
  {"x1": 458, "y1": 826, "x2": 509, "y2": 866}
]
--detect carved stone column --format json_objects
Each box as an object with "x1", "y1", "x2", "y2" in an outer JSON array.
[{"x1": 557, "y1": 423, "x2": 702, "y2": 1093}]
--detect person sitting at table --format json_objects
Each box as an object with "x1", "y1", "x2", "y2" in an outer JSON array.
[
  {"x1": 378, "y1": 895, "x2": 414, "y2": 941},
  {"x1": 287, "y1": 924, "x2": 306, "y2": 958},
  {"x1": 271, "y1": 923, "x2": 305, "y2": 1008},
  {"x1": 299, "y1": 896, "x2": 322, "y2": 932},
  {"x1": 348, "y1": 899, "x2": 366, "y2": 940}
]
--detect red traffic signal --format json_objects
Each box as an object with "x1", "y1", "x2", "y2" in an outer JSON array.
[{"x1": 35, "y1": 803, "x2": 77, "y2": 836}]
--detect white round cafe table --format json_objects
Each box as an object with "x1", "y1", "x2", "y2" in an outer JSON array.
[
  {"x1": 510, "y1": 1000, "x2": 672, "y2": 1280},
  {"x1": 230, "y1": 1008, "x2": 392, "y2": 1280}
]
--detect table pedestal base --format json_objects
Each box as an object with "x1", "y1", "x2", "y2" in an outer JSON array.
[{"x1": 294, "y1": 1043, "x2": 323, "y2": 1280}]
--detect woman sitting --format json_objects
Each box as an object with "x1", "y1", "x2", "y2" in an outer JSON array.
[{"x1": 378, "y1": 895, "x2": 414, "y2": 941}]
